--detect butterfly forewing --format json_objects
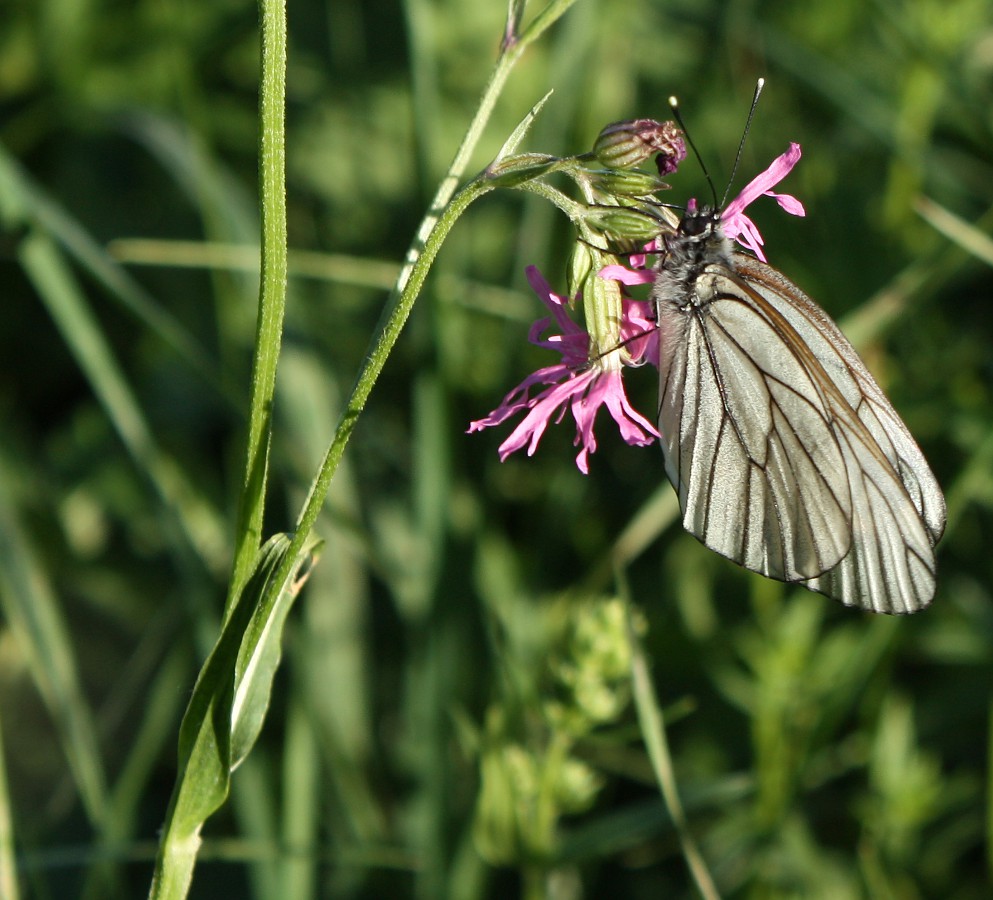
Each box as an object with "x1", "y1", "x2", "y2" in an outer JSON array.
[
  {"x1": 653, "y1": 219, "x2": 945, "y2": 613},
  {"x1": 656, "y1": 265, "x2": 855, "y2": 583},
  {"x1": 734, "y1": 257, "x2": 945, "y2": 543}
]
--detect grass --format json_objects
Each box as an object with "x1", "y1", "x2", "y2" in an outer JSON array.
[{"x1": 1, "y1": 0, "x2": 992, "y2": 897}]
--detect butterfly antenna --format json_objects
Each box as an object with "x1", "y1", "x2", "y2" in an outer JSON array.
[
  {"x1": 720, "y1": 78, "x2": 765, "y2": 207},
  {"x1": 668, "y1": 94, "x2": 718, "y2": 211}
]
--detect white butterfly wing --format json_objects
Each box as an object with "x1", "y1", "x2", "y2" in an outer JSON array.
[
  {"x1": 656, "y1": 254, "x2": 944, "y2": 613},
  {"x1": 734, "y1": 256, "x2": 945, "y2": 613},
  {"x1": 656, "y1": 267, "x2": 856, "y2": 584}
]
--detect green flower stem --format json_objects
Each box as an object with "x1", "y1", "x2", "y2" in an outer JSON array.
[
  {"x1": 228, "y1": 0, "x2": 288, "y2": 612},
  {"x1": 147, "y1": 832, "x2": 200, "y2": 900},
  {"x1": 291, "y1": 175, "x2": 490, "y2": 546},
  {"x1": 263, "y1": 0, "x2": 581, "y2": 633},
  {"x1": 0, "y1": 711, "x2": 18, "y2": 900},
  {"x1": 513, "y1": 177, "x2": 590, "y2": 222}
]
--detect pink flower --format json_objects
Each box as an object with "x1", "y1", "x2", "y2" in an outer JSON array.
[
  {"x1": 468, "y1": 266, "x2": 659, "y2": 474},
  {"x1": 721, "y1": 142, "x2": 805, "y2": 261}
]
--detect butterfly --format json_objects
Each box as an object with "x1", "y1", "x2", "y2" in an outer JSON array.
[{"x1": 650, "y1": 146, "x2": 946, "y2": 614}]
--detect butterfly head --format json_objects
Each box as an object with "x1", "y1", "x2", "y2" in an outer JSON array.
[
  {"x1": 662, "y1": 199, "x2": 731, "y2": 271},
  {"x1": 677, "y1": 199, "x2": 722, "y2": 241}
]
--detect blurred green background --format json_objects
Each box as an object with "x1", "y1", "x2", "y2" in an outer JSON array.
[{"x1": 2, "y1": 0, "x2": 992, "y2": 897}]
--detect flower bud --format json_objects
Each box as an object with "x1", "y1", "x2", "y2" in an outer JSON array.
[
  {"x1": 554, "y1": 758, "x2": 601, "y2": 814},
  {"x1": 473, "y1": 743, "x2": 536, "y2": 864},
  {"x1": 485, "y1": 153, "x2": 560, "y2": 187},
  {"x1": 566, "y1": 241, "x2": 594, "y2": 298},
  {"x1": 593, "y1": 119, "x2": 685, "y2": 173},
  {"x1": 583, "y1": 265, "x2": 624, "y2": 361},
  {"x1": 583, "y1": 206, "x2": 665, "y2": 244},
  {"x1": 589, "y1": 168, "x2": 670, "y2": 198}
]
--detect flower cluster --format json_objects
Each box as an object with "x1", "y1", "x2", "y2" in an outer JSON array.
[{"x1": 469, "y1": 140, "x2": 805, "y2": 472}]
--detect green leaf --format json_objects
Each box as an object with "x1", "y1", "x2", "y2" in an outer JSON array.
[
  {"x1": 172, "y1": 534, "x2": 317, "y2": 827},
  {"x1": 149, "y1": 534, "x2": 318, "y2": 899},
  {"x1": 491, "y1": 91, "x2": 554, "y2": 163},
  {"x1": 231, "y1": 536, "x2": 322, "y2": 769}
]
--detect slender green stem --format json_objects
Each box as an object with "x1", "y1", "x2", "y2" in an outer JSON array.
[
  {"x1": 147, "y1": 832, "x2": 200, "y2": 900},
  {"x1": 147, "y1": 1, "x2": 286, "y2": 897},
  {"x1": 292, "y1": 177, "x2": 490, "y2": 541},
  {"x1": 227, "y1": 0, "x2": 288, "y2": 614},
  {"x1": 262, "y1": 1, "x2": 581, "y2": 627},
  {"x1": 149, "y1": 3, "x2": 583, "y2": 896},
  {"x1": 0, "y1": 710, "x2": 19, "y2": 900}
]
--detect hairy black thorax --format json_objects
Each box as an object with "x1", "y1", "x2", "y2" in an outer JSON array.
[{"x1": 651, "y1": 204, "x2": 735, "y2": 311}]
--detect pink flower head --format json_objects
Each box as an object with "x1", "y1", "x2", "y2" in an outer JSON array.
[
  {"x1": 468, "y1": 266, "x2": 659, "y2": 474},
  {"x1": 721, "y1": 142, "x2": 805, "y2": 261}
]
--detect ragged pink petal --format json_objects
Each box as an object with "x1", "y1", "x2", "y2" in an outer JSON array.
[{"x1": 722, "y1": 142, "x2": 804, "y2": 260}]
